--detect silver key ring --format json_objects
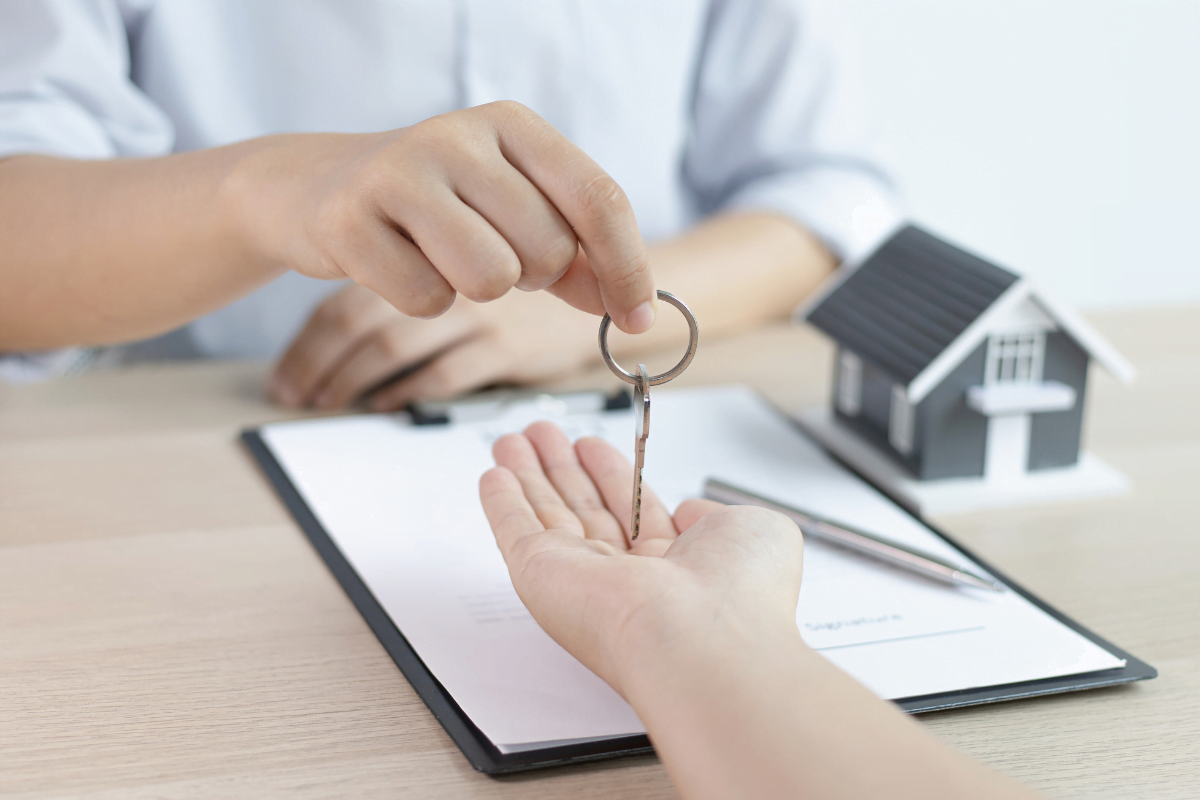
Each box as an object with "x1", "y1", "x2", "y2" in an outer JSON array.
[{"x1": 598, "y1": 290, "x2": 699, "y2": 386}]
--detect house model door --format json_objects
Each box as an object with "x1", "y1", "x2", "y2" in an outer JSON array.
[
  {"x1": 967, "y1": 328, "x2": 1077, "y2": 483},
  {"x1": 982, "y1": 333, "x2": 1042, "y2": 480}
]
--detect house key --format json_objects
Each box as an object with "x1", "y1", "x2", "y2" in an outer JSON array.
[
  {"x1": 631, "y1": 364, "x2": 650, "y2": 540},
  {"x1": 598, "y1": 290, "x2": 699, "y2": 540}
]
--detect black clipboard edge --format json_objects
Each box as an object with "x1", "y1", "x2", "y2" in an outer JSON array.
[
  {"x1": 241, "y1": 430, "x2": 652, "y2": 774},
  {"x1": 241, "y1": 397, "x2": 1156, "y2": 774}
]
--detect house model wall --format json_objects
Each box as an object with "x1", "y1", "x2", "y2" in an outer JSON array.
[{"x1": 803, "y1": 226, "x2": 1135, "y2": 484}]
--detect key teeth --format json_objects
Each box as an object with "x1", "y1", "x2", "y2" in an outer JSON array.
[{"x1": 632, "y1": 486, "x2": 642, "y2": 541}]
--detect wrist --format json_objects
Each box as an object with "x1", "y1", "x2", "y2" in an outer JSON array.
[
  {"x1": 215, "y1": 135, "x2": 289, "y2": 271},
  {"x1": 613, "y1": 610, "x2": 817, "y2": 800},
  {"x1": 218, "y1": 132, "x2": 370, "y2": 278},
  {"x1": 614, "y1": 601, "x2": 809, "y2": 710}
]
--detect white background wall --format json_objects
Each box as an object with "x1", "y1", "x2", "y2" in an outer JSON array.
[{"x1": 839, "y1": 0, "x2": 1200, "y2": 310}]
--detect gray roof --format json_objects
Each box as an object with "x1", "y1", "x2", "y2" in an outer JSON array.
[{"x1": 806, "y1": 225, "x2": 1019, "y2": 383}]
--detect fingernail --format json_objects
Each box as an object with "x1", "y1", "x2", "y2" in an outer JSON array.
[{"x1": 624, "y1": 300, "x2": 655, "y2": 333}]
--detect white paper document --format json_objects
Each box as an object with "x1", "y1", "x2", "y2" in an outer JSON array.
[{"x1": 260, "y1": 386, "x2": 1124, "y2": 752}]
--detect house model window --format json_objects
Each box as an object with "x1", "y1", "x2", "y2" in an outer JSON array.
[
  {"x1": 836, "y1": 351, "x2": 862, "y2": 415},
  {"x1": 804, "y1": 225, "x2": 1136, "y2": 484},
  {"x1": 985, "y1": 332, "x2": 1045, "y2": 385}
]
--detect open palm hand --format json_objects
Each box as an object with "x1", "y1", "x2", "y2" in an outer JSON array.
[{"x1": 479, "y1": 420, "x2": 805, "y2": 698}]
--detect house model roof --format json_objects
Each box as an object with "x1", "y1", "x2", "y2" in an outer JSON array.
[{"x1": 803, "y1": 225, "x2": 1136, "y2": 403}]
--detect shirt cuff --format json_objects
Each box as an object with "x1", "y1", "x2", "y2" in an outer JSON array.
[{"x1": 0, "y1": 347, "x2": 97, "y2": 383}]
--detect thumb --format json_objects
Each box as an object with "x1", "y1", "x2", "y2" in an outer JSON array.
[{"x1": 544, "y1": 246, "x2": 658, "y2": 333}]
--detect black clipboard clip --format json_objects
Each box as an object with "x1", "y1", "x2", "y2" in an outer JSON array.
[{"x1": 407, "y1": 387, "x2": 631, "y2": 426}]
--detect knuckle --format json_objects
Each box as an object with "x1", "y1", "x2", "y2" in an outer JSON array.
[
  {"x1": 374, "y1": 329, "x2": 411, "y2": 363},
  {"x1": 486, "y1": 99, "x2": 534, "y2": 124},
  {"x1": 528, "y1": 233, "x2": 579, "y2": 281},
  {"x1": 401, "y1": 113, "x2": 479, "y2": 164},
  {"x1": 573, "y1": 174, "x2": 628, "y2": 226},
  {"x1": 606, "y1": 257, "x2": 649, "y2": 295},
  {"x1": 402, "y1": 113, "x2": 452, "y2": 144},
  {"x1": 419, "y1": 360, "x2": 458, "y2": 399},
  {"x1": 408, "y1": 118, "x2": 452, "y2": 152},
  {"x1": 459, "y1": 255, "x2": 521, "y2": 303}
]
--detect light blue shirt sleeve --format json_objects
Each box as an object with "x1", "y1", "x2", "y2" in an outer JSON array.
[
  {"x1": 0, "y1": 0, "x2": 903, "y2": 381},
  {"x1": 685, "y1": 0, "x2": 904, "y2": 261},
  {"x1": 0, "y1": 0, "x2": 174, "y2": 160}
]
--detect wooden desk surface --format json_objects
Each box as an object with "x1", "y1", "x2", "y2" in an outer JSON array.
[{"x1": 2, "y1": 305, "x2": 1198, "y2": 799}]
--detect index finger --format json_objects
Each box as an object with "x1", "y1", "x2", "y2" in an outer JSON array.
[
  {"x1": 479, "y1": 466, "x2": 544, "y2": 558},
  {"x1": 490, "y1": 102, "x2": 656, "y2": 334},
  {"x1": 272, "y1": 284, "x2": 390, "y2": 405}
]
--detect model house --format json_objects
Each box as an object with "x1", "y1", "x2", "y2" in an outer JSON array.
[{"x1": 803, "y1": 225, "x2": 1135, "y2": 483}]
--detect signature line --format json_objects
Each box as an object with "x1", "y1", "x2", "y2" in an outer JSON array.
[{"x1": 814, "y1": 625, "x2": 987, "y2": 652}]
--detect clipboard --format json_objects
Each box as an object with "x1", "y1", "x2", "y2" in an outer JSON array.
[{"x1": 241, "y1": 387, "x2": 1155, "y2": 774}]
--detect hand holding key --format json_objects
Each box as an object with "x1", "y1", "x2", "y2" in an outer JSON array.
[{"x1": 599, "y1": 290, "x2": 699, "y2": 539}]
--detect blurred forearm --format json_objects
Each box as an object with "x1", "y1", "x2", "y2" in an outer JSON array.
[
  {"x1": 608, "y1": 210, "x2": 835, "y2": 361},
  {"x1": 0, "y1": 150, "x2": 277, "y2": 351}
]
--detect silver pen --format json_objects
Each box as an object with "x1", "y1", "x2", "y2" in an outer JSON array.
[{"x1": 702, "y1": 478, "x2": 1005, "y2": 593}]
